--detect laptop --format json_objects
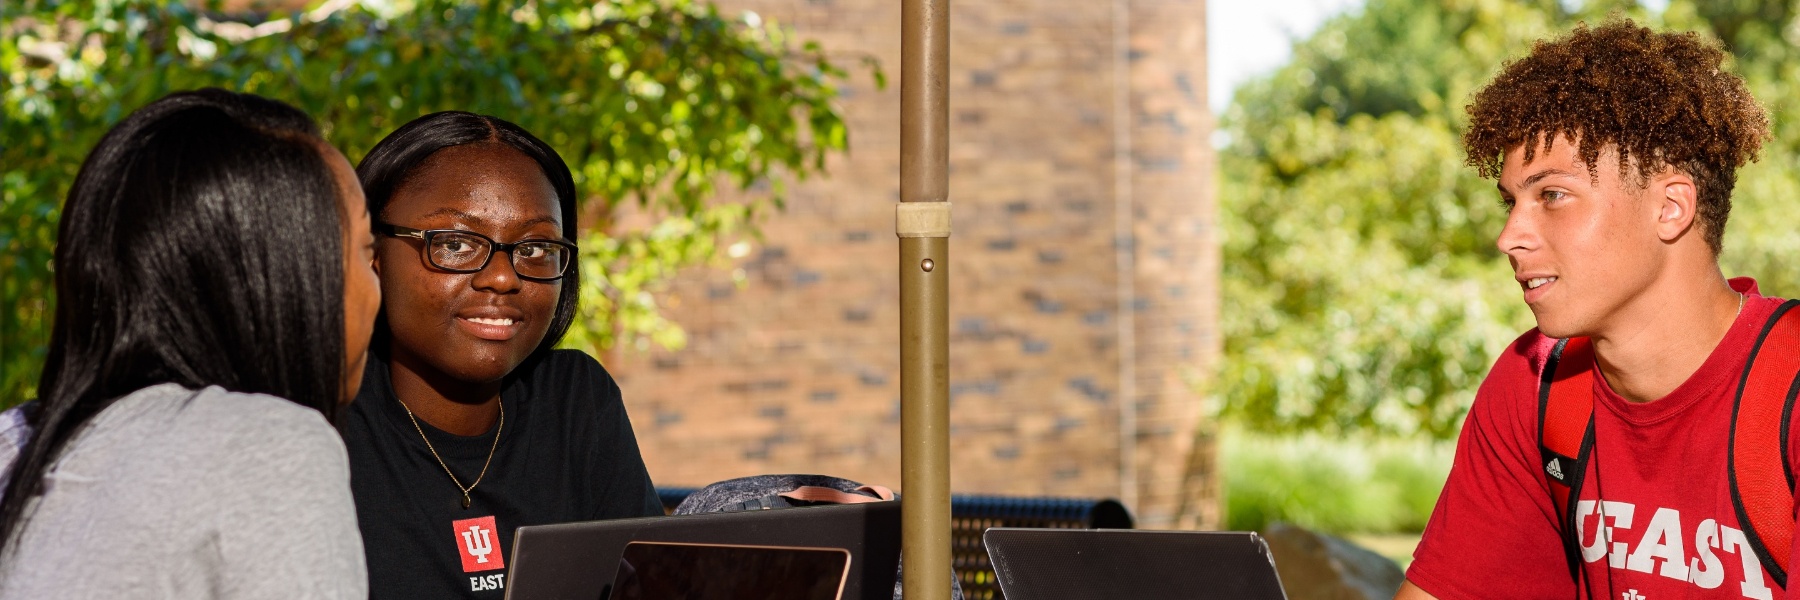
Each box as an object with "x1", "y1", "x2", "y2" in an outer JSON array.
[
  {"x1": 504, "y1": 501, "x2": 900, "y2": 600},
  {"x1": 983, "y1": 528, "x2": 1289, "y2": 600},
  {"x1": 605, "y1": 541, "x2": 851, "y2": 600}
]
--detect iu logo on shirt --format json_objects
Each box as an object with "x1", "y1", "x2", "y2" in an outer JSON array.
[{"x1": 452, "y1": 515, "x2": 506, "y2": 573}]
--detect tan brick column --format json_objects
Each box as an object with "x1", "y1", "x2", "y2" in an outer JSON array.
[{"x1": 1119, "y1": 0, "x2": 1218, "y2": 529}]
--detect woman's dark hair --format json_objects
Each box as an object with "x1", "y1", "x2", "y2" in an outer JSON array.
[
  {"x1": 0, "y1": 89, "x2": 348, "y2": 551},
  {"x1": 355, "y1": 112, "x2": 581, "y2": 359}
]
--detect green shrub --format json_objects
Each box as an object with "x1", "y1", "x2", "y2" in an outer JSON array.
[{"x1": 1221, "y1": 428, "x2": 1452, "y2": 535}]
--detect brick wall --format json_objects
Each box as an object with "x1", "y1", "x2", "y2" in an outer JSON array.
[{"x1": 605, "y1": 0, "x2": 1218, "y2": 528}]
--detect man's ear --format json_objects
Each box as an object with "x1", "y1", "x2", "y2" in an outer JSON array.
[{"x1": 1652, "y1": 168, "x2": 1699, "y2": 243}]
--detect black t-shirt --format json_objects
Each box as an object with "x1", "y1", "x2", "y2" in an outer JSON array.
[{"x1": 340, "y1": 350, "x2": 663, "y2": 599}]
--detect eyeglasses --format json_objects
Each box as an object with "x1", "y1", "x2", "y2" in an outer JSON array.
[{"x1": 376, "y1": 223, "x2": 577, "y2": 281}]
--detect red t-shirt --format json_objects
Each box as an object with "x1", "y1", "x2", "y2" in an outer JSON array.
[{"x1": 1408, "y1": 278, "x2": 1799, "y2": 600}]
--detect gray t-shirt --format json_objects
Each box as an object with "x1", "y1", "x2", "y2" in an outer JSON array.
[{"x1": 0, "y1": 383, "x2": 367, "y2": 599}]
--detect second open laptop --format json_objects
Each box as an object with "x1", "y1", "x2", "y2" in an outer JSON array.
[{"x1": 983, "y1": 528, "x2": 1290, "y2": 600}]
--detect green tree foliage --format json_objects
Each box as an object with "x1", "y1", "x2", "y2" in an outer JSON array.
[
  {"x1": 1216, "y1": 0, "x2": 1800, "y2": 438},
  {"x1": 1, "y1": 0, "x2": 872, "y2": 406}
]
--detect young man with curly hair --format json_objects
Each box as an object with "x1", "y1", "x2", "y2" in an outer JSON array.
[{"x1": 1397, "y1": 19, "x2": 1786, "y2": 600}]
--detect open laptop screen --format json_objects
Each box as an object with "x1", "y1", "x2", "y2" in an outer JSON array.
[
  {"x1": 607, "y1": 541, "x2": 851, "y2": 600},
  {"x1": 983, "y1": 528, "x2": 1288, "y2": 600}
]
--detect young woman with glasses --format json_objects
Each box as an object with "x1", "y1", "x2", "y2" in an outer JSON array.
[
  {"x1": 341, "y1": 112, "x2": 661, "y2": 599},
  {"x1": 0, "y1": 89, "x2": 382, "y2": 597}
]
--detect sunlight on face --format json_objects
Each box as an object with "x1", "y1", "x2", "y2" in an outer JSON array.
[{"x1": 1493, "y1": 135, "x2": 1668, "y2": 339}]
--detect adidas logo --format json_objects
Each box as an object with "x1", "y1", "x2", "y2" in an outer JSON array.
[
  {"x1": 1622, "y1": 589, "x2": 1644, "y2": 600},
  {"x1": 1545, "y1": 458, "x2": 1564, "y2": 481}
]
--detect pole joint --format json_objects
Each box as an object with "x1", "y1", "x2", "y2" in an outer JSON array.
[{"x1": 896, "y1": 202, "x2": 953, "y2": 239}]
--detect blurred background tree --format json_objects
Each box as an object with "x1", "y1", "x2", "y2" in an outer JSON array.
[
  {"x1": 1, "y1": 0, "x2": 873, "y2": 407},
  {"x1": 1215, "y1": 0, "x2": 1800, "y2": 441}
]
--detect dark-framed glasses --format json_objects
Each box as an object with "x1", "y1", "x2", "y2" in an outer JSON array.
[{"x1": 376, "y1": 223, "x2": 577, "y2": 281}]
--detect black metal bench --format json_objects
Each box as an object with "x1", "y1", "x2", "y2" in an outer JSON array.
[{"x1": 657, "y1": 488, "x2": 1133, "y2": 599}]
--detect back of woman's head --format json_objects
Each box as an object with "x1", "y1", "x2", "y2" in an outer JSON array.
[
  {"x1": 1, "y1": 88, "x2": 348, "y2": 549},
  {"x1": 355, "y1": 111, "x2": 581, "y2": 359}
]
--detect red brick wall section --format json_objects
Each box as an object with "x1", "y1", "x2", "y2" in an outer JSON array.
[
  {"x1": 603, "y1": 0, "x2": 1218, "y2": 529},
  {"x1": 1123, "y1": 0, "x2": 1218, "y2": 529}
]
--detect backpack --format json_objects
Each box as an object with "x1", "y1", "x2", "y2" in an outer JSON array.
[
  {"x1": 673, "y1": 474, "x2": 896, "y2": 514},
  {"x1": 674, "y1": 474, "x2": 965, "y2": 600},
  {"x1": 1539, "y1": 299, "x2": 1800, "y2": 590}
]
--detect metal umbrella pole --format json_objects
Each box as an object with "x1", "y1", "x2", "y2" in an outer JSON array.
[{"x1": 897, "y1": 0, "x2": 950, "y2": 595}]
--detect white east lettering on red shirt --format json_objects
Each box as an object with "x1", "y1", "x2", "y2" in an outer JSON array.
[
  {"x1": 1574, "y1": 501, "x2": 1775, "y2": 599},
  {"x1": 1718, "y1": 524, "x2": 1772, "y2": 600},
  {"x1": 1690, "y1": 518, "x2": 1726, "y2": 589},
  {"x1": 1627, "y1": 507, "x2": 1687, "y2": 579}
]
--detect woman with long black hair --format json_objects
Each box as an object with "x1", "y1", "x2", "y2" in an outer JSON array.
[
  {"x1": 0, "y1": 89, "x2": 382, "y2": 597},
  {"x1": 340, "y1": 111, "x2": 659, "y2": 599}
]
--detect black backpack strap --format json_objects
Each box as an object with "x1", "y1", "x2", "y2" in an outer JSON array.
[{"x1": 1540, "y1": 337, "x2": 1598, "y2": 591}]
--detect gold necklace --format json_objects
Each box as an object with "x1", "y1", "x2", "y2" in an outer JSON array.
[{"x1": 398, "y1": 396, "x2": 503, "y2": 509}]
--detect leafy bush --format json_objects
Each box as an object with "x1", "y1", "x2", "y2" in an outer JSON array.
[{"x1": 1221, "y1": 428, "x2": 1451, "y2": 535}]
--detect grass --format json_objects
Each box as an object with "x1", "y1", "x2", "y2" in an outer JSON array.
[{"x1": 1220, "y1": 427, "x2": 1454, "y2": 538}]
